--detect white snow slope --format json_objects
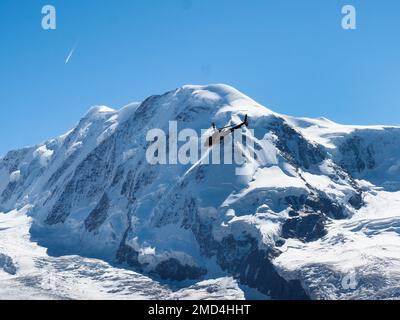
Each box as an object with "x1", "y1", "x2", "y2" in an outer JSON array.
[
  {"x1": 1, "y1": 84, "x2": 400, "y2": 300},
  {"x1": 0, "y1": 208, "x2": 247, "y2": 300}
]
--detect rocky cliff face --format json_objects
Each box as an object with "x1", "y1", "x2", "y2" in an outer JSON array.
[{"x1": 1, "y1": 84, "x2": 400, "y2": 299}]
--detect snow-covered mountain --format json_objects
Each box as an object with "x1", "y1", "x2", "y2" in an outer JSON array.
[{"x1": 1, "y1": 84, "x2": 400, "y2": 300}]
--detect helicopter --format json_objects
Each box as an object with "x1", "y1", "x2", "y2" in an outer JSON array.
[{"x1": 206, "y1": 114, "x2": 249, "y2": 148}]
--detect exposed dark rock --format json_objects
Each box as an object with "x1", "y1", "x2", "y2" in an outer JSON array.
[
  {"x1": 1, "y1": 181, "x2": 19, "y2": 204},
  {"x1": 154, "y1": 258, "x2": 207, "y2": 281},
  {"x1": 190, "y1": 218, "x2": 219, "y2": 257},
  {"x1": 275, "y1": 238, "x2": 286, "y2": 247},
  {"x1": 286, "y1": 193, "x2": 347, "y2": 220},
  {"x1": 111, "y1": 165, "x2": 125, "y2": 187},
  {"x1": 268, "y1": 117, "x2": 326, "y2": 169},
  {"x1": 282, "y1": 213, "x2": 327, "y2": 242},
  {"x1": 0, "y1": 253, "x2": 17, "y2": 275},
  {"x1": 288, "y1": 210, "x2": 300, "y2": 217},
  {"x1": 215, "y1": 235, "x2": 309, "y2": 300},
  {"x1": 0, "y1": 148, "x2": 31, "y2": 173},
  {"x1": 45, "y1": 181, "x2": 73, "y2": 225},
  {"x1": 46, "y1": 136, "x2": 117, "y2": 225},
  {"x1": 117, "y1": 228, "x2": 207, "y2": 282},
  {"x1": 285, "y1": 195, "x2": 307, "y2": 211},
  {"x1": 305, "y1": 195, "x2": 347, "y2": 220},
  {"x1": 45, "y1": 150, "x2": 79, "y2": 190},
  {"x1": 339, "y1": 135, "x2": 376, "y2": 174},
  {"x1": 121, "y1": 168, "x2": 156, "y2": 203},
  {"x1": 116, "y1": 242, "x2": 142, "y2": 270},
  {"x1": 349, "y1": 193, "x2": 364, "y2": 210},
  {"x1": 187, "y1": 205, "x2": 309, "y2": 299},
  {"x1": 85, "y1": 193, "x2": 110, "y2": 232}
]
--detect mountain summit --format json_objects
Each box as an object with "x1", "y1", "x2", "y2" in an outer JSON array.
[{"x1": 1, "y1": 84, "x2": 400, "y2": 299}]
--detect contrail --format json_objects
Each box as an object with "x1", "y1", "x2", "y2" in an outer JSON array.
[{"x1": 65, "y1": 42, "x2": 78, "y2": 64}]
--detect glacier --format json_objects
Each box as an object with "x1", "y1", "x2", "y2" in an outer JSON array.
[{"x1": 1, "y1": 84, "x2": 400, "y2": 300}]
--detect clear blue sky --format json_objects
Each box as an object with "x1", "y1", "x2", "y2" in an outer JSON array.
[{"x1": 1, "y1": 0, "x2": 400, "y2": 155}]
